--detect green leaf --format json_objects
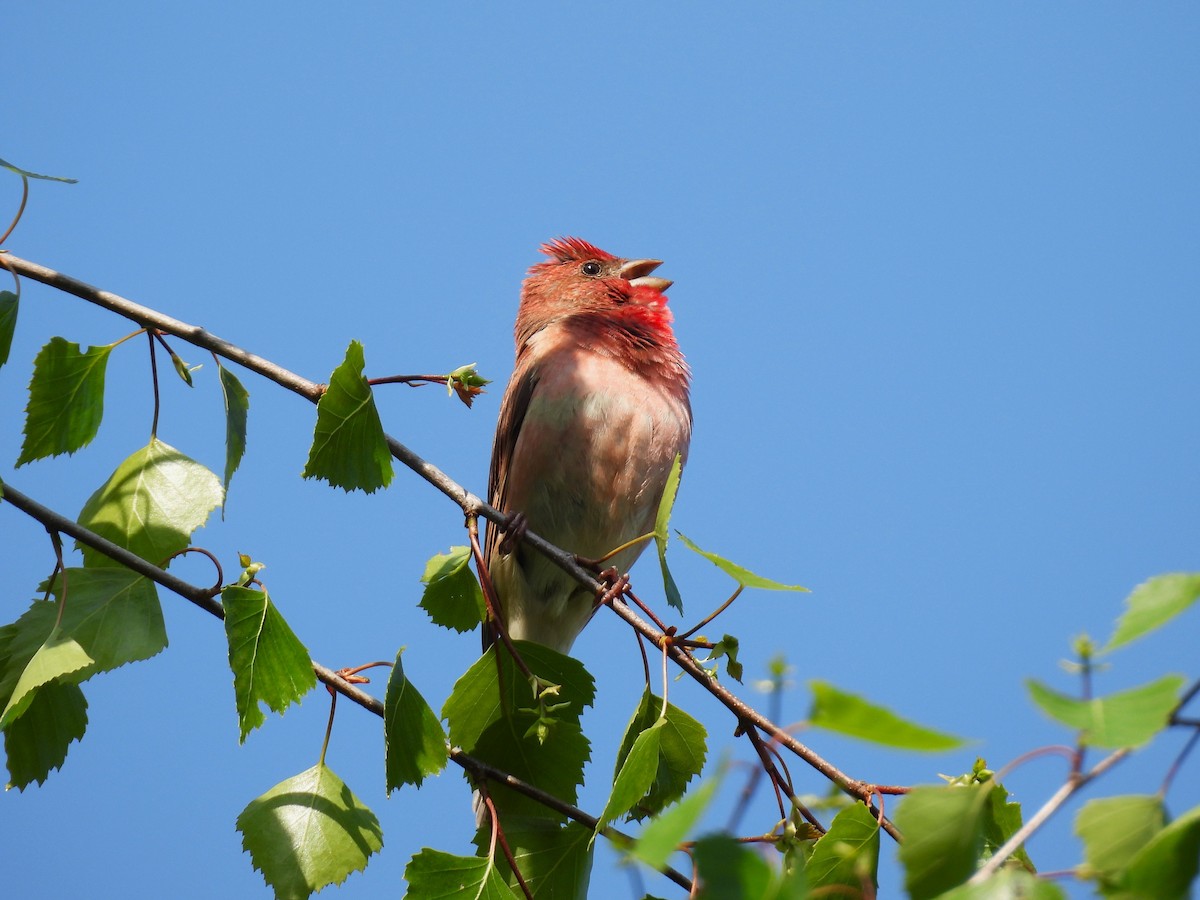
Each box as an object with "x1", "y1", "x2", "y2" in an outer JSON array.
[
  {"x1": 613, "y1": 690, "x2": 707, "y2": 822},
  {"x1": 217, "y1": 363, "x2": 249, "y2": 512},
  {"x1": 222, "y1": 585, "x2": 317, "y2": 741},
  {"x1": 446, "y1": 362, "x2": 491, "y2": 408},
  {"x1": 1120, "y1": 802, "x2": 1200, "y2": 899},
  {"x1": 677, "y1": 532, "x2": 809, "y2": 592},
  {"x1": 403, "y1": 848, "x2": 521, "y2": 900},
  {"x1": 384, "y1": 649, "x2": 448, "y2": 791},
  {"x1": 0, "y1": 568, "x2": 166, "y2": 726},
  {"x1": 1026, "y1": 675, "x2": 1184, "y2": 748},
  {"x1": 1103, "y1": 573, "x2": 1200, "y2": 653},
  {"x1": 807, "y1": 802, "x2": 880, "y2": 893},
  {"x1": 0, "y1": 290, "x2": 17, "y2": 367},
  {"x1": 629, "y1": 777, "x2": 720, "y2": 871},
  {"x1": 655, "y1": 453, "x2": 685, "y2": 613},
  {"x1": 1075, "y1": 795, "x2": 1166, "y2": 889},
  {"x1": 706, "y1": 634, "x2": 743, "y2": 682},
  {"x1": 808, "y1": 680, "x2": 966, "y2": 751},
  {"x1": 981, "y1": 778, "x2": 1033, "y2": 871},
  {"x1": 600, "y1": 718, "x2": 665, "y2": 830},
  {"x1": 895, "y1": 784, "x2": 989, "y2": 899},
  {"x1": 302, "y1": 340, "x2": 393, "y2": 493},
  {"x1": 3, "y1": 680, "x2": 88, "y2": 790},
  {"x1": 693, "y1": 834, "x2": 773, "y2": 899},
  {"x1": 237, "y1": 763, "x2": 383, "y2": 897},
  {"x1": 419, "y1": 546, "x2": 485, "y2": 633},
  {"x1": 0, "y1": 629, "x2": 92, "y2": 728},
  {"x1": 17, "y1": 337, "x2": 113, "y2": 466},
  {"x1": 443, "y1": 643, "x2": 594, "y2": 820},
  {"x1": 0, "y1": 157, "x2": 78, "y2": 183},
  {"x1": 472, "y1": 820, "x2": 594, "y2": 899},
  {"x1": 76, "y1": 438, "x2": 224, "y2": 567},
  {"x1": 936, "y1": 869, "x2": 1067, "y2": 899}
]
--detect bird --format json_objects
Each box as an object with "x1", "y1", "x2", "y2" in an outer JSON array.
[{"x1": 483, "y1": 237, "x2": 692, "y2": 655}]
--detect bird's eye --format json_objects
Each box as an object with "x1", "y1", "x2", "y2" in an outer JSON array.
[{"x1": 581, "y1": 261, "x2": 603, "y2": 276}]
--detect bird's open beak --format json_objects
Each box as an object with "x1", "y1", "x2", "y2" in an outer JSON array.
[{"x1": 620, "y1": 258, "x2": 673, "y2": 293}]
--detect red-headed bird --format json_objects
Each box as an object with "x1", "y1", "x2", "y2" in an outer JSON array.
[{"x1": 484, "y1": 238, "x2": 692, "y2": 654}]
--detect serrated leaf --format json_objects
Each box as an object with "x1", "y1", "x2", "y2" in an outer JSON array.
[
  {"x1": 707, "y1": 635, "x2": 743, "y2": 683},
  {"x1": 443, "y1": 643, "x2": 595, "y2": 820},
  {"x1": 4, "y1": 680, "x2": 88, "y2": 790},
  {"x1": 1103, "y1": 573, "x2": 1200, "y2": 653},
  {"x1": 17, "y1": 337, "x2": 113, "y2": 466},
  {"x1": 895, "y1": 784, "x2": 989, "y2": 899},
  {"x1": 629, "y1": 777, "x2": 720, "y2": 871},
  {"x1": 419, "y1": 546, "x2": 485, "y2": 633},
  {"x1": 0, "y1": 157, "x2": 78, "y2": 183},
  {"x1": 385, "y1": 650, "x2": 448, "y2": 791},
  {"x1": 808, "y1": 680, "x2": 966, "y2": 751},
  {"x1": 302, "y1": 340, "x2": 393, "y2": 493},
  {"x1": 238, "y1": 763, "x2": 383, "y2": 897},
  {"x1": 0, "y1": 290, "x2": 17, "y2": 367},
  {"x1": 472, "y1": 820, "x2": 594, "y2": 899},
  {"x1": 217, "y1": 363, "x2": 249, "y2": 512},
  {"x1": 693, "y1": 834, "x2": 773, "y2": 899},
  {"x1": 76, "y1": 438, "x2": 224, "y2": 567},
  {"x1": 403, "y1": 848, "x2": 521, "y2": 900},
  {"x1": 222, "y1": 585, "x2": 317, "y2": 741},
  {"x1": 677, "y1": 532, "x2": 809, "y2": 592},
  {"x1": 807, "y1": 802, "x2": 880, "y2": 893},
  {"x1": 1120, "y1": 802, "x2": 1200, "y2": 899},
  {"x1": 600, "y1": 718, "x2": 665, "y2": 830},
  {"x1": 655, "y1": 454, "x2": 685, "y2": 613},
  {"x1": 1026, "y1": 675, "x2": 1184, "y2": 748},
  {"x1": 613, "y1": 690, "x2": 707, "y2": 822},
  {"x1": 0, "y1": 569, "x2": 166, "y2": 726},
  {"x1": 981, "y1": 779, "x2": 1033, "y2": 871},
  {"x1": 0, "y1": 629, "x2": 92, "y2": 728}
]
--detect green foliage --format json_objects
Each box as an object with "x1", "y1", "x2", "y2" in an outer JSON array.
[
  {"x1": 629, "y1": 776, "x2": 720, "y2": 871},
  {"x1": 677, "y1": 532, "x2": 809, "y2": 592},
  {"x1": 237, "y1": 763, "x2": 383, "y2": 897},
  {"x1": 0, "y1": 290, "x2": 17, "y2": 367},
  {"x1": 222, "y1": 584, "x2": 317, "y2": 741},
  {"x1": 807, "y1": 680, "x2": 966, "y2": 751},
  {"x1": 807, "y1": 803, "x2": 880, "y2": 894},
  {"x1": 601, "y1": 717, "x2": 665, "y2": 830},
  {"x1": 3, "y1": 679, "x2": 87, "y2": 790},
  {"x1": 705, "y1": 634, "x2": 743, "y2": 682},
  {"x1": 613, "y1": 690, "x2": 707, "y2": 822},
  {"x1": 692, "y1": 834, "x2": 780, "y2": 899},
  {"x1": 936, "y1": 870, "x2": 1067, "y2": 899},
  {"x1": 76, "y1": 438, "x2": 224, "y2": 567},
  {"x1": 1103, "y1": 572, "x2": 1200, "y2": 652},
  {"x1": 472, "y1": 820, "x2": 595, "y2": 899},
  {"x1": 1026, "y1": 674, "x2": 1185, "y2": 748},
  {"x1": 302, "y1": 339, "x2": 393, "y2": 493},
  {"x1": 384, "y1": 649, "x2": 448, "y2": 790},
  {"x1": 443, "y1": 642, "x2": 594, "y2": 820},
  {"x1": 0, "y1": 156, "x2": 78, "y2": 183},
  {"x1": 418, "y1": 546, "x2": 485, "y2": 632},
  {"x1": 0, "y1": 568, "x2": 166, "y2": 729},
  {"x1": 403, "y1": 848, "x2": 521, "y2": 900},
  {"x1": 217, "y1": 362, "x2": 249, "y2": 510},
  {"x1": 655, "y1": 453, "x2": 685, "y2": 612},
  {"x1": 895, "y1": 783, "x2": 990, "y2": 899},
  {"x1": 17, "y1": 337, "x2": 113, "y2": 466},
  {"x1": 1075, "y1": 794, "x2": 1165, "y2": 887}
]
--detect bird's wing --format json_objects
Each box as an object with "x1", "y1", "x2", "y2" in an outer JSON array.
[{"x1": 482, "y1": 358, "x2": 540, "y2": 649}]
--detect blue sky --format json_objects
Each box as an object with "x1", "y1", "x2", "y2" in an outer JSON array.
[{"x1": 3, "y1": 3, "x2": 1198, "y2": 897}]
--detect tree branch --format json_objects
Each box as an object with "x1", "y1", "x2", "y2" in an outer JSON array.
[{"x1": 3, "y1": 253, "x2": 899, "y2": 839}]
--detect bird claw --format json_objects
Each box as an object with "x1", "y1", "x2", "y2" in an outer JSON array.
[
  {"x1": 499, "y1": 511, "x2": 528, "y2": 555},
  {"x1": 592, "y1": 567, "x2": 630, "y2": 610}
]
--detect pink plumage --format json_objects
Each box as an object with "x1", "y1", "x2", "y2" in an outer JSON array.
[{"x1": 484, "y1": 238, "x2": 692, "y2": 653}]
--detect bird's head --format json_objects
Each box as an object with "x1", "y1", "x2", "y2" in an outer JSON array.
[{"x1": 515, "y1": 237, "x2": 675, "y2": 346}]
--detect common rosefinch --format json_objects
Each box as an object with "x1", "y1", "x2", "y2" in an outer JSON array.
[{"x1": 484, "y1": 237, "x2": 692, "y2": 654}]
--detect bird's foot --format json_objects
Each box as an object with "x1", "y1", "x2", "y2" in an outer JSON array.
[
  {"x1": 498, "y1": 511, "x2": 528, "y2": 555},
  {"x1": 591, "y1": 566, "x2": 630, "y2": 611}
]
